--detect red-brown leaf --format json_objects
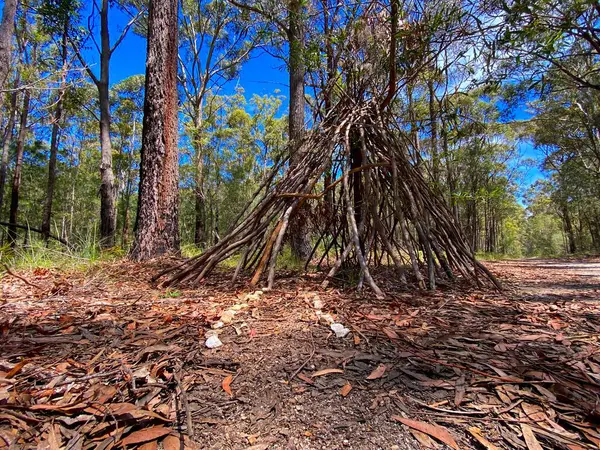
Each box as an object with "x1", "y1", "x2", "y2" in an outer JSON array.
[
  {"x1": 121, "y1": 426, "x2": 172, "y2": 446},
  {"x1": 297, "y1": 373, "x2": 314, "y2": 384},
  {"x1": 162, "y1": 435, "x2": 182, "y2": 450},
  {"x1": 222, "y1": 375, "x2": 233, "y2": 397},
  {"x1": 392, "y1": 416, "x2": 460, "y2": 450},
  {"x1": 340, "y1": 383, "x2": 352, "y2": 397},
  {"x1": 366, "y1": 364, "x2": 386, "y2": 380},
  {"x1": 6, "y1": 360, "x2": 27, "y2": 379},
  {"x1": 382, "y1": 327, "x2": 399, "y2": 340},
  {"x1": 312, "y1": 368, "x2": 343, "y2": 377}
]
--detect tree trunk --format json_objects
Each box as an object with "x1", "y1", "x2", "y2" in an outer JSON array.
[
  {"x1": 193, "y1": 100, "x2": 206, "y2": 247},
  {"x1": 562, "y1": 203, "x2": 577, "y2": 253},
  {"x1": 8, "y1": 89, "x2": 30, "y2": 247},
  {"x1": 350, "y1": 130, "x2": 364, "y2": 250},
  {"x1": 130, "y1": 0, "x2": 180, "y2": 261},
  {"x1": 0, "y1": 76, "x2": 19, "y2": 218},
  {"x1": 441, "y1": 110, "x2": 459, "y2": 222},
  {"x1": 41, "y1": 25, "x2": 68, "y2": 242},
  {"x1": 97, "y1": 0, "x2": 117, "y2": 248},
  {"x1": 121, "y1": 118, "x2": 136, "y2": 248},
  {"x1": 427, "y1": 79, "x2": 440, "y2": 183},
  {"x1": 407, "y1": 83, "x2": 422, "y2": 166},
  {"x1": 0, "y1": 0, "x2": 17, "y2": 92},
  {"x1": 287, "y1": 0, "x2": 311, "y2": 260},
  {"x1": 194, "y1": 164, "x2": 206, "y2": 246},
  {"x1": 0, "y1": 0, "x2": 18, "y2": 219}
]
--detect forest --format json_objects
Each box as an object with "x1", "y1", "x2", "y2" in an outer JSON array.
[
  {"x1": 0, "y1": 0, "x2": 600, "y2": 449},
  {"x1": 0, "y1": 0, "x2": 597, "y2": 262}
]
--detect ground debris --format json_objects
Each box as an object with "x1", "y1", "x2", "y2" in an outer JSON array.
[{"x1": 1, "y1": 258, "x2": 599, "y2": 448}]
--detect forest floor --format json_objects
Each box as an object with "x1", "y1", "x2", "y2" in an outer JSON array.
[{"x1": 1, "y1": 257, "x2": 600, "y2": 449}]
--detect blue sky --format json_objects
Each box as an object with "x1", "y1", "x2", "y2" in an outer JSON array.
[
  {"x1": 86, "y1": 5, "x2": 544, "y2": 202},
  {"x1": 85, "y1": 7, "x2": 287, "y2": 99}
]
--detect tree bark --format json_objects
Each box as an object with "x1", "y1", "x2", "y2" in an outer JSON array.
[
  {"x1": 42, "y1": 24, "x2": 68, "y2": 242},
  {"x1": 0, "y1": 0, "x2": 17, "y2": 91},
  {"x1": 287, "y1": 0, "x2": 311, "y2": 260},
  {"x1": 0, "y1": 76, "x2": 19, "y2": 218},
  {"x1": 130, "y1": 0, "x2": 180, "y2": 261},
  {"x1": 0, "y1": 0, "x2": 17, "y2": 167},
  {"x1": 8, "y1": 89, "x2": 30, "y2": 247}
]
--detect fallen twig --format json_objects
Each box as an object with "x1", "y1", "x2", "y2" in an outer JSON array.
[
  {"x1": 174, "y1": 369, "x2": 194, "y2": 437},
  {"x1": 1, "y1": 263, "x2": 43, "y2": 291},
  {"x1": 289, "y1": 331, "x2": 316, "y2": 382}
]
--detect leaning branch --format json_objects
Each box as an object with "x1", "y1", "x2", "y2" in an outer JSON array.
[{"x1": 0, "y1": 222, "x2": 73, "y2": 249}]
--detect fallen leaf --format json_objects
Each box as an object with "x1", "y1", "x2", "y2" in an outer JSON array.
[
  {"x1": 548, "y1": 318, "x2": 566, "y2": 330},
  {"x1": 31, "y1": 402, "x2": 88, "y2": 412},
  {"x1": 340, "y1": 383, "x2": 352, "y2": 397},
  {"x1": 47, "y1": 424, "x2": 62, "y2": 450},
  {"x1": 138, "y1": 441, "x2": 158, "y2": 450},
  {"x1": 468, "y1": 427, "x2": 501, "y2": 450},
  {"x1": 6, "y1": 360, "x2": 27, "y2": 379},
  {"x1": 494, "y1": 343, "x2": 508, "y2": 352},
  {"x1": 520, "y1": 424, "x2": 543, "y2": 450},
  {"x1": 222, "y1": 375, "x2": 233, "y2": 397},
  {"x1": 297, "y1": 373, "x2": 314, "y2": 384},
  {"x1": 519, "y1": 334, "x2": 548, "y2": 342},
  {"x1": 121, "y1": 426, "x2": 172, "y2": 446},
  {"x1": 392, "y1": 416, "x2": 460, "y2": 450},
  {"x1": 382, "y1": 327, "x2": 399, "y2": 340},
  {"x1": 353, "y1": 334, "x2": 360, "y2": 345},
  {"x1": 410, "y1": 430, "x2": 437, "y2": 448},
  {"x1": 311, "y1": 368, "x2": 343, "y2": 377},
  {"x1": 162, "y1": 434, "x2": 183, "y2": 450},
  {"x1": 367, "y1": 364, "x2": 386, "y2": 380}
]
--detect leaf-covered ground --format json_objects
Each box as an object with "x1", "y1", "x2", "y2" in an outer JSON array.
[{"x1": 1, "y1": 258, "x2": 599, "y2": 449}]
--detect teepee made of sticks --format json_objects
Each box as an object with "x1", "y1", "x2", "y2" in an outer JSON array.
[{"x1": 154, "y1": 97, "x2": 500, "y2": 296}]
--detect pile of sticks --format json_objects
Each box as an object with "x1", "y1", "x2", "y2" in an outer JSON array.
[{"x1": 155, "y1": 98, "x2": 500, "y2": 295}]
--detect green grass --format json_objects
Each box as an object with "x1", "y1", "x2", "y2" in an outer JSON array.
[{"x1": 0, "y1": 238, "x2": 120, "y2": 272}]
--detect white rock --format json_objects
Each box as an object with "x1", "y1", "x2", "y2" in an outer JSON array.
[
  {"x1": 220, "y1": 310, "x2": 236, "y2": 323},
  {"x1": 319, "y1": 312, "x2": 335, "y2": 325},
  {"x1": 205, "y1": 335, "x2": 223, "y2": 349},
  {"x1": 211, "y1": 321, "x2": 224, "y2": 329},
  {"x1": 330, "y1": 323, "x2": 350, "y2": 338}
]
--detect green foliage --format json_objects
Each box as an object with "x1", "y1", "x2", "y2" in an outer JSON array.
[{"x1": 3, "y1": 0, "x2": 598, "y2": 266}]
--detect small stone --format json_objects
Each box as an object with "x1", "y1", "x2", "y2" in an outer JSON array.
[
  {"x1": 319, "y1": 312, "x2": 335, "y2": 325},
  {"x1": 330, "y1": 323, "x2": 350, "y2": 338},
  {"x1": 211, "y1": 321, "x2": 224, "y2": 329},
  {"x1": 205, "y1": 335, "x2": 223, "y2": 349},
  {"x1": 220, "y1": 310, "x2": 236, "y2": 323}
]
